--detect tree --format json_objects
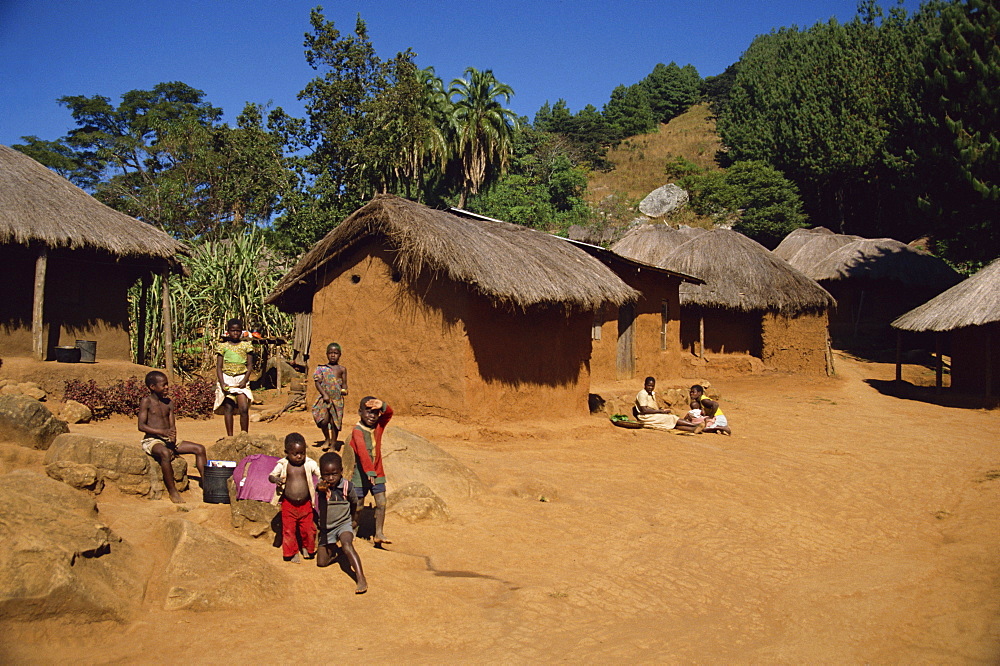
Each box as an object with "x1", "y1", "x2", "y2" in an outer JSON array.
[
  {"x1": 640, "y1": 62, "x2": 702, "y2": 123},
  {"x1": 603, "y1": 84, "x2": 657, "y2": 140},
  {"x1": 449, "y1": 67, "x2": 518, "y2": 207}
]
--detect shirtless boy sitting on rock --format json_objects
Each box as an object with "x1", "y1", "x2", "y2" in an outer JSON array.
[{"x1": 138, "y1": 370, "x2": 208, "y2": 503}]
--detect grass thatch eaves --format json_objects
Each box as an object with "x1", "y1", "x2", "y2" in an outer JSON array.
[
  {"x1": 0, "y1": 145, "x2": 188, "y2": 261},
  {"x1": 773, "y1": 226, "x2": 842, "y2": 261},
  {"x1": 560, "y1": 236, "x2": 704, "y2": 285},
  {"x1": 659, "y1": 229, "x2": 835, "y2": 314},
  {"x1": 267, "y1": 195, "x2": 639, "y2": 313},
  {"x1": 803, "y1": 237, "x2": 960, "y2": 289},
  {"x1": 893, "y1": 258, "x2": 1000, "y2": 332},
  {"x1": 785, "y1": 232, "x2": 864, "y2": 275},
  {"x1": 610, "y1": 224, "x2": 707, "y2": 267}
]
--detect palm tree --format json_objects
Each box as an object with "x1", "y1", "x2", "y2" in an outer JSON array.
[{"x1": 449, "y1": 68, "x2": 518, "y2": 207}]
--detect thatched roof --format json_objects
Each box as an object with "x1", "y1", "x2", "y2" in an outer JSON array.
[
  {"x1": 267, "y1": 195, "x2": 638, "y2": 312},
  {"x1": 802, "y1": 237, "x2": 960, "y2": 289},
  {"x1": 560, "y1": 237, "x2": 704, "y2": 285},
  {"x1": 610, "y1": 224, "x2": 707, "y2": 266},
  {"x1": 785, "y1": 232, "x2": 863, "y2": 274},
  {"x1": 659, "y1": 229, "x2": 835, "y2": 313},
  {"x1": 0, "y1": 145, "x2": 188, "y2": 261},
  {"x1": 773, "y1": 226, "x2": 839, "y2": 261},
  {"x1": 893, "y1": 258, "x2": 1000, "y2": 332}
]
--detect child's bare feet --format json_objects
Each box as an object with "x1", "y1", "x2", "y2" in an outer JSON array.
[
  {"x1": 169, "y1": 491, "x2": 186, "y2": 504},
  {"x1": 355, "y1": 578, "x2": 368, "y2": 594},
  {"x1": 373, "y1": 535, "x2": 392, "y2": 545},
  {"x1": 692, "y1": 423, "x2": 705, "y2": 434},
  {"x1": 289, "y1": 553, "x2": 302, "y2": 564}
]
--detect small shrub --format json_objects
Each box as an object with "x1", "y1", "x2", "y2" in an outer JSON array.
[
  {"x1": 171, "y1": 378, "x2": 215, "y2": 419},
  {"x1": 62, "y1": 376, "x2": 215, "y2": 420}
]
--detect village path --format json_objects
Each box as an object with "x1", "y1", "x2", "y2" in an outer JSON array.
[{"x1": 2, "y1": 353, "x2": 999, "y2": 663}]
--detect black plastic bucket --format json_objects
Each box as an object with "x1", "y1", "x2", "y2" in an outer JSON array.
[
  {"x1": 203, "y1": 465, "x2": 235, "y2": 504},
  {"x1": 75, "y1": 340, "x2": 97, "y2": 363},
  {"x1": 54, "y1": 346, "x2": 81, "y2": 363}
]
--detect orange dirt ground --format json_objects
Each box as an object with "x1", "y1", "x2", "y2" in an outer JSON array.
[{"x1": 2, "y1": 353, "x2": 999, "y2": 663}]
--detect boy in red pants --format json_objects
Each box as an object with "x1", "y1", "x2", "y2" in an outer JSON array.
[{"x1": 269, "y1": 433, "x2": 320, "y2": 562}]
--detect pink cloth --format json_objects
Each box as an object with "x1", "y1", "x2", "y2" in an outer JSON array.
[{"x1": 232, "y1": 454, "x2": 280, "y2": 502}]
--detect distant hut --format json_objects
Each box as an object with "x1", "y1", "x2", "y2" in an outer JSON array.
[
  {"x1": 796, "y1": 237, "x2": 961, "y2": 341},
  {"x1": 0, "y1": 145, "x2": 187, "y2": 363},
  {"x1": 772, "y1": 226, "x2": 834, "y2": 261},
  {"x1": 610, "y1": 224, "x2": 707, "y2": 267},
  {"x1": 892, "y1": 258, "x2": 1000, "y2": 398},
  {"x1": 774, "y1": 226, "x2": 859, "y2": 263},
  {"x1": 266, "y1": 195, "x2": 637, "y2": 420},
  {"x1": 560, "y1": 238, "x2": 703, "y2": 382},
  {"x1": 658, "y1": 229, "x2": 836, "y2": 375}
]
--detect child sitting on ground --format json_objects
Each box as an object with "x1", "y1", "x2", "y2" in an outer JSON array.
[
  {"x1": 316, "y1": 452, "x2": 367, "y2": 594},
  {"x1": 138, "y1": 370, "x2": 208, "y2": 504},
  {"x1": 312, "y1": 342, "x2": 349, "y2": 452},
  {"x1": 268, "y1": 433, "x2": 321, "y2": 562},
  {"x1": 685, "y1": 384, "x2": 731, "y2": 435},
  {"x1": 348, "y1": 397, "x2": 394, "y2": 545}
]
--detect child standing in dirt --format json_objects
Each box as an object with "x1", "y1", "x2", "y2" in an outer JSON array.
[
  {"x1": 214, "y1": 318, "x2": 254, "y2": 437},
  {"x1": 138, "y1": 370, "x2": 208, "y2": 504},
  {"x1": 268, "y1": 433, "x2": 321, "y2": 563},
  {"x1": 316, "y1": 452, "x2": 367, "y2": 593},
  {"x1": 312, "y1": 343, "x2": 348, "y2": 451},
  {"x1": 348, "y1": 396, "x2": 393, "y2": 545}
]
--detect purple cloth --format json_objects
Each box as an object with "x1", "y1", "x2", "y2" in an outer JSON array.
[{"x1": 233, "y1": 454, "x2": 281, "y2": 502}]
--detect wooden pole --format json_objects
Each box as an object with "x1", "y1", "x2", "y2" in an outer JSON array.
[
  {"x1": 31, "y1": 246, "x2": 48, "y2": 360},
  {"x1": 161, "y1": 269, "x2": 175, "y2": 379},
  {"x1": 895, "y1": 330, "x2": 902, "y2": 382},
  {"x1": 699, "y1": 314, "x2": 705, "y2": 360},
  {"x1": 136, "y1": 274, "x2": 150, "y2": 366},
  {"x1": 935, "y1": 333, "x2": 943, "y2": 393}
]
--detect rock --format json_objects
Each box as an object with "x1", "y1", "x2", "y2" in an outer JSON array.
[
  {"x1": 639, "y1": 183, "x2": 689, "y2": 217},
  {"x1": 211, "y1": 432, "x2": 282, "y2": 462},
  {"x1": 509, "y1": 480, "x2": 559, "y2": 502},
  {"x1": 0, "y1": 382, "x2": 46, "y2": 401},
  {"x1": 662, "y1": 387, "x2": 689, "y2": 407},
  {"x1": 387, "y1": 482, "x2": 449, "y2": 523},
  {"x1": 0, "y1": 470, "x2": 141, "y2": 622},
  {"x1": 45, "y1": 461, "x2": 103, "y2": 492},
  {"x1": 58, "y1": 399, "x2": 92, "y2": 424},
  {"x1": 159, "y1": 518, "x2": 286, "y2": 611},
  {"x1": 44, "y1": 433, "x2": 187, "y2": 499},
  {"x1": 382, "y1": 428, "x2": 483, "y2": 502},
  {"x1": 0, "y1": 394, "x2": 69, "y2": 449},
  {"x1": 226, "y1": 476, "x2": 279, "y2": 537}
]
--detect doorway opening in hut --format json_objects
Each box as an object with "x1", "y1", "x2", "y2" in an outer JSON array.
[
  {"x1": 680, "y1": 308, "x2": 762, "y2": 357},
  {"x1": 617, "y1": 304, "x2": 635, "y2": 379}
]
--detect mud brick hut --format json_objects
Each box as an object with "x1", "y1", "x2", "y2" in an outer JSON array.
[
  {"x1": 892, "y1": 258, "x2": 1000, "y2": 400},
  {"x1": 266, "y1": 195, "x2": 638, "y2": 420},
  {"x1": 781, "y1": 232, "x2": 960, "y2": 344},
  {"x1": 560, "y1": 237, "x2": 703, "y2": 382},
  {"x1": 617, "y1": 228, "x2": 836, "y2": 375},
  {"x1": 0, "y1": 145, "x2": 187, "y2": 362}
]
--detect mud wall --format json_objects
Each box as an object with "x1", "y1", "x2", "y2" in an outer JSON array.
[
  {"x1": 825, "y1": 281, "x2": 943, "y2": 344},
  {"x1": 0, "y1": 245, "x2": 138, "y2": 361},
  {"x1": 680, "y1": 307, "x2": 762, "y2": 357},
  {"x1": 950, "y1": 323, "x2": 999, "y2": 396},
  {"x1": 308, "y1": 242, "x2": 593, "y2": 421},
  {"x1": 760, "y1": 311, "x2": 830, "y2": 375},
  {"x1": 590, "y1": 273, "x2": 682, "y2": 382}
]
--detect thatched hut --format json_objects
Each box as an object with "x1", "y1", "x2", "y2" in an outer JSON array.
[
  {"x1": 892, "y1": 258, "x2": 1000, "y2": 397},
  {"x1": 610, "y1": 224, "x2": 707, "y2": 267},
  {"x1": 0, "y1": 145, "x2": 187, "y2": 362},
  {"x1": 266, "y1": 195, "x2": 638, "y2": 420},
  {"x1": 560, "y1": 238, "x2": 703, "y2": 382},
  {"x1": 657, "y1": 229, "x2": 836, "y2": 375},
  {"x1": 774, "y1": 226, "x2": 860, "y2": 263},
  {"x1": 795, "y1": 237, "x2": 961, "y2": 341}
]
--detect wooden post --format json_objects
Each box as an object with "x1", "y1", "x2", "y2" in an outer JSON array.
[
  {"x1": 699, "y1": 314, "x2": 705, "y2": 360},
  {"x1": 31, "y1": 246, "x2": 48, "y2": 360},
  {"x1": 895, "y1": 330, "x2": 902, "y2": 382},
  {"x1": 161, "y1": 269, "x2": 175, "y2": 379},
  {"x1": 935, "y1": 333, "x2": 943, "y2": 393},
  {"x1": 276, "y1": 352, "x2": 284, "y2": 391},
  {"x1": 136, "y1": 274, "x2": 150, "y2": 366}
]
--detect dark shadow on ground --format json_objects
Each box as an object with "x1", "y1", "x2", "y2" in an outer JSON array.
[{"x1": 865, "y1": 379, "x2": 998, "y2": 410}]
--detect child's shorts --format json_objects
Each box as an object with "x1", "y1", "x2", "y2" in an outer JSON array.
[
  {"x1": 706, "y1": 414, "x2": 728, "y2": 428},
  {"x1": 355, "y1": 482, "x2": 386, "y2": 500},
  {"x1": 319, "y1": 519, "x2": 355, "y2": 546}
]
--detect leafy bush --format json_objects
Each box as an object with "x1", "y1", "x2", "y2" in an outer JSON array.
[{"x1": 64, "y1": 377, "x2": 215, "y2": 420}]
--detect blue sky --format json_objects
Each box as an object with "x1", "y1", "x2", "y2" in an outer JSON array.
[{"x1": 0, "y1": 0, "x2": 923, "y2": 147}]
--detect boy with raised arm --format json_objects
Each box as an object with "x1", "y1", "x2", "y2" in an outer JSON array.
[
  {"x1": 138, "y1": 370, "x2": 208, "y2": 504},
  {"x1": 348, "y1": 397, "x2": 393, "y2": 545}
]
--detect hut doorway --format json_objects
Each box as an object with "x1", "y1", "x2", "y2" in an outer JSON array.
[{"x1": 617, "y1": 303, "x2": 635, "y2": 379}]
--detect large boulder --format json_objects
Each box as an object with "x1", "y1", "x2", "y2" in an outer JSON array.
[
  {"x1": 226, "y1": 476, "x2": 279, "y2": 538},
  {"x1": 158, "y1": 519, "x2": 286, "y2": 611},
  {"x1": 382, "y1": 428, "x2": 483, "y2": 502},
  {"x1": 211, "y1": 432, "x2": 283, "y2": 462},
  {"x1": 0, "y1": 394, "x2": 68, "y2": 449},
  {"x1": 0, "y1": 470, "x2": 141, "y2": 622},
  {"x1": 44, "y1": 433, "x2": 187, "y2": 499},
  {"x1": 387, "y1": 482, "x2": 449, "y2": 523},
  {"x1": 639, "y1": 183, "x2": 689, "y2": 217}
]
